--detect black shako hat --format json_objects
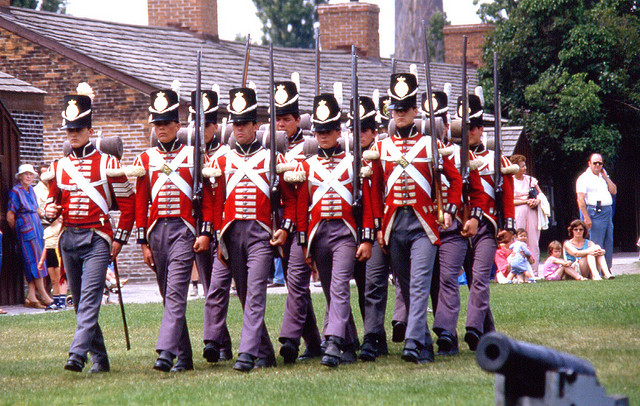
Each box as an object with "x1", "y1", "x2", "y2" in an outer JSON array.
[
  {"x1": 312, "y1": 94, "x2": 341, "y2": 132},
  {"x1": 421, "y1": 91, "x2": 449, "y2": 122},
  {"x1": 228, "y1": 87, "x2": 258, "y2": 123},
  {"x1": 457, "y1": 94, "x2": 483, "y2": 127},
  {"x1": 273, "y1": 81, "x2": 299, "y2": 117},
  {"x1": 388, "y1": 73, "x2": 418, "y2": 110},
  {"x1": 378, "y1": 95, "x2": 390, "y2": 128},
  {"x1": 348, "y1": 96, "x2": 377, "y2": 131},
  {"x1": 149, "y1": 89, "x2": 180, "y2": 123},
  {"x1": 189, "y1": 88, "x2": 219, "y2": 124},
  {"x1": 61, "y1": 95, "x2": 92, "y2": 129}
]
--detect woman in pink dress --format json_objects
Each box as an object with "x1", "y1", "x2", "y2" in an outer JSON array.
[{"x1": 510, "y1": 155, "x2": 543, "y2": 275}]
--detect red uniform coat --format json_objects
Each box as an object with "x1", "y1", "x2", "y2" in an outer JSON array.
[
  {"x1": 131, "y1": 142, "x2": 215, "y2": 242},
  {"x1": 291, "y1": 150, "x2": 375, "y2": 253},
  {"x1": 45, "y1": 146, "x2": 135, "y2": 244},
  {"x1": 208, "y1": 143, "x2": 296, "y2": 248},
  {"x1": 369, "y1": 132, "x2": 462, "y2": 245}
]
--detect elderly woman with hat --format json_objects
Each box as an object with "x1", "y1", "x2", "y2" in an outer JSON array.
[{"x1": 7, "y1": 164, "x2": 53, "y2": 309}]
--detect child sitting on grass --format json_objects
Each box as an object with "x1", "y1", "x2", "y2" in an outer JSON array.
[
  {"x1": 494, "y1": 236, "x2": 512, "y2": 284},
  {"x1": 543, "y1": 241, "x2": 587, "y2": 281},
  {"x1": 507, "y1": 229, "x2": 536, "y2": 283}
]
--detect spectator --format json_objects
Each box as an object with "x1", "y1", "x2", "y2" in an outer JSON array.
[
  {"x1": 0, "y1": 229, "x2": 5, "y2": 314},
  {"x1": 506, "y1": 229, "x2": 536, "y2": 283},
  {"x1": 563, "y1": 219, "x2": 614, "y2": 280},
  {"x1": 510, "y1": 154, "x2": 544, "y2": 275},
  {"x1": 7, "y1": 164, "x2": 53, "y2": 309},
  {"x1": 494, "y1": 236, "x2": 512, "y2": 284},
  {"x1": 38, "y1": 216, "x2": 67, "y2": 310},
  {"x1": 542, "y1": 240, "x2": 586, "y2": 281},
  {"x1": 576, "y1": 153, "x2": 616, "y2": 269}
]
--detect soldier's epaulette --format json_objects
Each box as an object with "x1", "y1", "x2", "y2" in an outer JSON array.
[
  {"x1": 469, "y1": 157, "x2": 484, "y2": 171},
  {"x1": 202, "y1": 167, "x2": 222, "y2": 178},
  {"x1": 41, "y1": 168, "x2": 55, "y2": 182},
  {"x1": 501, "y1": 163, "x2": 520, "y2": 175},
  {"x1": 106, "y1": 168, "x2": 125, "y2": 177},
  {"x1": 124, "y1": 165, "x2": 146, "y2": 177},
  {"x1": 363, "y1": 150, "x2": 380, "y2": 160},
  {"x1": 284, "y1": 170, "x2": 306, "y2": 183},
  {"x1": 276, "y1": 162, "x2": 297, "y2": 174},
  {"x1": 360, "y1": 166, "x2": 373, "y2": 178},
  {"x1": 438, "y1": 145, "x2": 454, "y2": 157}
]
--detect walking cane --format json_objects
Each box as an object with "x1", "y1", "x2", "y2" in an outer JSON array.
[{"x1": 112, "y1": 259, "x2": 131, "y2": 350}]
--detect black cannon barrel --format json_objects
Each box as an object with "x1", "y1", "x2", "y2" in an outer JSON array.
[{"x1": 477, "y1": 332, "x2": 596, "y2": 377}]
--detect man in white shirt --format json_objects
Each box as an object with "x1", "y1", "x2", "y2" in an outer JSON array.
[{"x1": 576, "y1": 153, "x2": 617, "y2": 269}]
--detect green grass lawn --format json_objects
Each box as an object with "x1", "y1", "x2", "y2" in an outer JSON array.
[{"x1": 1, "y1": 275, "x2": 638, "y2": 405}]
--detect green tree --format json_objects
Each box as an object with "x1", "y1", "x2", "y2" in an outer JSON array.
[
  {"x1": 425, "y1": 11, "x2": 450, "y2": 62},
  {"x1": 252, "y1": 0, "x2": 327, "y2": 49},
  {"x1": 10, "y1": 0, "x2": 66, "y2": 13}
]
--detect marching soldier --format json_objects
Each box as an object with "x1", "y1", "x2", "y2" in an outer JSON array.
[
  {"x1": 189, "y1": 87, "x2": 235, "y2": 363},
  {"x1": 273, "y1": 78, "x2": 323, "y2": 364},
  {"x1": 285, "y1": 93, "x2": 374, "y2": 368},
  {"x1": 129, "y1": 84, "x2": 215, "y2": 372},
  {"x1": 44, "y1": 83, "x2": 135, "y2": 373},
  {"x1": 369, "y1": 73, "x2": 462, "y2": 364},
  {"x1": 352, "y1": 95, "x2": 391, "y2": 362},
  {"x1": 456, "y1": 93, "x2": 517, "y2": 350},
  {"x1": 206, "y1": 86, "x2": 296, "y2": 372}
]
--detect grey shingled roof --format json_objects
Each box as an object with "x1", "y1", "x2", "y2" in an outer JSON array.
[
  {"x1": 0, "y1": 7, "x2": 479, "y2": 114},
  {"x1": 0, "y1": 71, "x2": 46, "y2": 93},
  {"x1": 483, "y1": 126, "x2": 524, "y2": 156}
]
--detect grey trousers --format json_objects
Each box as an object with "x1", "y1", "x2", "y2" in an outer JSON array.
[
  {"x1": 60, "y1": 228, "x2": 111, "y2": 364},
  {"x1": 465, "y1": 220, "x2": 497, "y2": 334},
  {"x1": 433, "y1": 220, "x2": 468, "y2": 335},
  {"x1": 311, "y1": 220, "x2": 358, "y2": 341},
  {"x1": 279, "y1": 237, "x2": 322, "y2": 348},
  {"x1": 363, "y1": 241, "x2": 390, "y2": 338},
  {"x1": 389, "y1": 209, "x2": 437, "y2": 347},
  {"x1": 194, "y1": 241, "x2": 214, "y2": 294},
  {"x1": 202, "y1": 253, "x2": 233, "y2": 352},
  {"x1": 224, "y1": 221, "x2": 274, "y2": 358},
  {"x1": 149, "y1": 218, "x2": 195, "y2": 359}
]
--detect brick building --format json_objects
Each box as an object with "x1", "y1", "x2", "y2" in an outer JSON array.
[{"x1": 1, "y1": 1, "x2": 517, "y2": 285}]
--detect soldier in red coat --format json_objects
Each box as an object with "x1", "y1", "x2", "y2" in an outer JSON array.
[
  {"x1": 369, "y1": 73, "x2": 462, "y2": 364},
  {"x1": 206, "y1": 86, "x2": 296, "y2": 372},
  {"x1": 456, "y1": 94, "x2": 517, "y2": 351},
  {"x1": 129, "y1": 85, "x2": 214, "y2": 372},
  {"x1": 286, "y1": 93, "x2": 374, "y2": 368},
  {"x1": 44, "y1": 83, "x2": 135, "y2": 373},
  {"x1": 272, "y1": 78, "x2": 323, "y2": 364}
]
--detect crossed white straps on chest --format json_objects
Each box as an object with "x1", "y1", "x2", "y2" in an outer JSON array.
[
  {"x1": 285, "y1": 142, "x2": 305, "y2": 162},
  {"x1": 380, "y1": 136, "x2": 432, "y2": 197},
  {"x1": 477, "y1": 151, "x2": 496, "y2": 200},
  {"x1": 147, "y1": 147, "x2": 193, "y2": 202},
  {"x1": 308, "y1": 155, "x2": 353, "y2": 210},
  {"x1": 57, "y1": 154, "x2": 111, "y2": 215},
  {"x1": 225, "y1": 149, "x2": 271, "y2": 199}
]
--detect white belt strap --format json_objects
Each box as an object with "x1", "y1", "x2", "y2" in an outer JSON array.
[
  {"x1": 285, "y1": 142, "x2": 304, "y2": 162},
  {"x1": 481, "y1": 177, "x2": 495, "y2": 200},
  {"x1": 225, "y1": 150, "x2": 271, "y2": 198},
  {"x1": 308, "y1": 155, "x2": 353, "y2": 209},
  {"x1": 99, "y1": 154, "x2": 113, "y2": 210},
  {"x1": 148, "y1": 147, "x2": 193, "y2": 201},
  {"x1": 58, "y1": 157, "x2": 110, "y2": 215},
  {"x1": 382, "y1": 136, "x2": 432, "y2": 197}
]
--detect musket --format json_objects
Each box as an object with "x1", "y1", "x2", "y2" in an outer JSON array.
[
  {"x1": 242, "y1": 35, "x2": 251, "y2": 87},
  {"x1": 112, "y1": 259, "x2": 131, "y2": 350},
  {"x1": 391, "y1": 57, "x2": 397, "y2": 74},
  {"x1": 268, "y1": 43, "x2": 282, "y2": 253},
  {"x1": 460, "y1": 36, "x2": 470, "y2": 222},
  {"x1": 493, "y1": 51, "x2": 504, "y2": 231},
  {"x1": 351, "y1": 45, "x2": 363, "y2": 244},
  {"x1": 193, "y1": 50, "x2": 204, "y2": 236},
  {"x1": 315, "y1": 28, "x2": 320, "y2": 97},
  {"x1": 422, "y1": 19, "x2": 445, "y2": 225}
]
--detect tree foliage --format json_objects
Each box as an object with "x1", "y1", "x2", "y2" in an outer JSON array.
[
  {"x1": 425, "y1": 11, "x2": 450, "y2": 62},
  {"x1": 10, "y1": 0, "x2": 66, "y2": 13},
  {"x1": 479, "y1": 0, "x2": 640, "y2": 179},
  {"x1": 252, "y1": 0, "x2": 327, "y2": 49}
]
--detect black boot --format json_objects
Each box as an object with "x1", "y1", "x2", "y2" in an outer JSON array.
[
  {"x1": 320, "y1": 336, "x2": 342, "y2": 368},
  {"x1": 153, "y1": 350, "x2": 174, "y2": 372},
  {"x1": 64, "y1": 353, "x2": 85, "y2": 372},
  {"x1": 359, "y1": 334, "x2": 378, "y2": 362},
  {"x1": 279, "y1": 338, "x2": 299, "y2": 364},
  {"x1": 203, "y1": 341, "x2": 220, "y2": 363},
  {"x1": 436, "y1": 331, "x2": 459, "y2": 356},
  {"x1": 233, "y1": 353, "x2": 256, "y2": 372}
]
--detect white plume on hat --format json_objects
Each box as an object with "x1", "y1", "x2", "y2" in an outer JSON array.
[
  {"x1": 248, "y1": 81, "x2": 256, "y2": 91},
  {"x1": 443, "y1": 83, "x2": 452, "y2": 98},
  {"x1": 372, "y1": 89, "x2": 379, "y2": 102},
  {"x1": 212, "y1": 83, "x2": 220, "y2": 95},
  {"x1": 171, "y1": 79, "x2": 181, "y2": 97},
  {"x1": 333, "y1": 82, "x2": 343, "y2": 107},
  {"x1": 409, "y1": 64, "x2": 418, "y2": 81},
  {"x1": 475, "y1": 86, "x2": 484, "y2": 105},
  {"x1": 76, "y1": 82, "x2": 95, "y2": 101},
  {"x1": 291, "y1": 72, "x2": 300, "y2": 91}
]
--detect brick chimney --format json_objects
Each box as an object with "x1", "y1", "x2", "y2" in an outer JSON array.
[
  {"x1": 148, "y1": 0, "x2": 218, "y2": 39},
  {"x1": 318, "y1": 1, "x2": 380, "y2": 58},
  {"x1": 0, "y1": 0, "x2": 10, "y2": 8},
  {"x1": 443, "y1": 24, "x2": 494, "y2": 68}
]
